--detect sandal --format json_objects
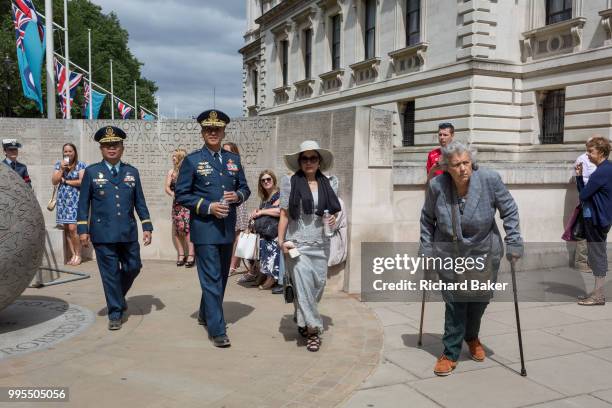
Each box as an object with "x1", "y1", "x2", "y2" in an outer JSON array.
[
  {"x1": 72, "y1": 256, "x2": 82, "y2": 266},
  {"x1": 185, "y1": 255, "x2": 195, "y2": 268},
  {"x1": 306, "y1": 334, "x2": 321, "y2": 352},
  {"x1": 176, "y1": 255, "x2": 186, "y2": 267},
  {"x1": 238, "y1": 272, "x2": 257, "y2": 283},
  {"x1": 297, "y1": 326, "x2": 308, "y2": 338}
]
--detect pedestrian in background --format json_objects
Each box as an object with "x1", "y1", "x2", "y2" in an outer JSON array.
[
  {"x1": 165, "y1": 148, "x2": 195, "y2": 268},
  {"x1": 575, "y1": 136, "x2": 612, "y2": 306},
  {"x1": 223, "y1": 142, "x2": 250, "y2": 276},
  {"x1": 3, "y1": 139, "x2": 31, "y2": 186},
  {"x1": 573, "y1": 142, "x2": 597, "y2": 272},
  {"x1": 51, "y1": 143, "x2": 87, "y2": 265},
  {"x1": 426, "y1": 123, "x2": 455, "y2": 181}
]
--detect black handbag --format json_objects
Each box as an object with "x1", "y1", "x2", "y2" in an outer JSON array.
[
  {"x1": 253, "y1": 215, "x2": 279, "y2": 240},
  {"x1": 283, "y1": 259, "x2": 295, "y2": 304},
  {"x1": 571, "y1": 209, "x2": 586, "y2": 240}
]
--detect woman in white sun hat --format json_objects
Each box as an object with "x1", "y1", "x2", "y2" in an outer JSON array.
[{"x1": 278, "y1": 140, "x2": 341, "y2": 352}]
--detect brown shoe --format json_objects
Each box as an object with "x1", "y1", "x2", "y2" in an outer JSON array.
[
  {"x1": 466, "y1": 338, "x2": 486, "y2": 362},
  {"x1": 434, "y1": 355, "x2": 457, "y2": 376},
  {"x1": 578, "y1": 294, "x2": 605, "y2": 306}
]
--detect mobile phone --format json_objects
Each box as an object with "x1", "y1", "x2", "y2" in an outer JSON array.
[
  {"x1": 289, "y1": 248, "x2": 301, "y2": 258},
  {"x1": 63, "y1": 156, "x2": 70, "y2": 163}
]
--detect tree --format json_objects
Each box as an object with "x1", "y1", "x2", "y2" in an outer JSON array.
[{"x1": 0, "y1": 0, "x2": 157, "y2": 119}]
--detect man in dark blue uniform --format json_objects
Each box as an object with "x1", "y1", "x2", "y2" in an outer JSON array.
[
  {"x1": 3, "y1": 139, "x2": 31, "y2": 186},
  {"x1": 175, "y1": 110, "x2": 250, "y2": 348},
  {"x1": 77, "y1": 126, "x2": 153, "y2": 331}
]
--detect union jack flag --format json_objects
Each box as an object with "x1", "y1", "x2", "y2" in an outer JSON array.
[
  {"x1": 12, "y1": 0, "x2": 43, "y2": 41},
  {"x1": 118, "y1": 101, "x2": 132, "y2": 120},
  {"x1": 54, "y1": 57, "x2": 83, "y2": 118},
  {"x1": 12, "y1": 5, "x2": 30, "y2": 51},
  {"x1": 83, "y1": 82, "x2": 91, "y2": 103}
]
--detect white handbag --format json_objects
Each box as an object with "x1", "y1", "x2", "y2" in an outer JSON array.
[{"x1": 235, "y1": 231, "x2": 259, "y2": 260}]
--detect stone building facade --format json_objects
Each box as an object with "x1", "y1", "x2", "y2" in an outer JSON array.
[{"x1": 240, "y1": 0, "x2": 612, "y2": 245}]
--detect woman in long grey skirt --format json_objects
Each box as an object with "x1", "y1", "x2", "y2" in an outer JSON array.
[{"x1": 278, "y1": 140, "x2": 341, "y2": 352}]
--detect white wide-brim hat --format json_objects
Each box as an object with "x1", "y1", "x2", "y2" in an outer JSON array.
[{"x1": 284, "y1": 140, "x2": 334, "y2": 173}]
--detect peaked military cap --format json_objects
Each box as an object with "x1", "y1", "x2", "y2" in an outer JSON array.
[
  {"x1": 94, "y1": 126, "x2": 127, "y2": 144},
  {"x1": 197, "y1": 110, "x2": 230, "y2": 128},
  {"x1": 2, "y1": 139, "x2": 22, "y2": 149}
]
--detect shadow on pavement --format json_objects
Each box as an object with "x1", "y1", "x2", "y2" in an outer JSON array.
[
  {"x1": 97, "y1": 294, "x2": 165, "y2": 317},
  {"x1": 188, "y1": 301, "x2": 255, "y2": 325},
  {"x1": 277, "y1": 313, "x2": 334, "y2": 343},
  {"x1": 0, "y1": 295, "x2": 69, "y2": 334}
]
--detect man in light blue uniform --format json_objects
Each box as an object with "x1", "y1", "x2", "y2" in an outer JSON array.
[
  {"x1": 77, "y1": 126, "x2": 153, "y2": 330},
  {"x1": 175, "y1": 110, "x2": 250, "y2": 348},
  {"x1": 3, "y1": 139, "x2": 31, "y2": 186}
]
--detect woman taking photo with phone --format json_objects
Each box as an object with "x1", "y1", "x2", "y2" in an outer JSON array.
[{"x1": 51, "y1": 143, "x2": 87, "y2": 265}]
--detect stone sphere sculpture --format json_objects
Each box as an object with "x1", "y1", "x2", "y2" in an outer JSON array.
[{"x1": 0, "y1": 165, "x2": 45, "y2": 312}]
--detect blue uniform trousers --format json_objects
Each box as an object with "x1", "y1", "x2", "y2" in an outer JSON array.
[
  {"x1": 443, "y1": 301, "x2": 489, "y2": 361},
  {"x1": 195, "y1": 243, "x2": 232, "y2": 337},
  {"x1": 93, "y1": 242, "x2": 142, "y2": 320}
]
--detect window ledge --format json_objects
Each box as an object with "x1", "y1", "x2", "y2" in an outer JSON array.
[
  {"x1": 294, "y1": 78, "x2": 315, "y2": 89},
  {"x1": 272, "y1": 86, "x2": 291, "y2": 95},
  {"x1": 319, "y1": 68, "x2": 344, "y2": 81},
  {"x1": 522, "y1": 17, "x2": 586, "y2": 38},
  {"x1": 246, "y1": 104, "x2": 259, "y2": 111},
  {"x1": 600, "y1": 9, "x2": 612, "y2": 45},
  {"x1": 349, "y1": 57, "x2": 381, "y2": 73},
  {"x1": 388, "y1": 42, "x2": 429, "y2": 62},
  {"x1": 521, "y1": 17, "x2": 586, "y2": 61}
]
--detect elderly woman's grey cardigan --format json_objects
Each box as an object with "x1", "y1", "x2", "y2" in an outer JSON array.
[{"x1": 420, "y1": 168, "x2": 523, "y2": 286}]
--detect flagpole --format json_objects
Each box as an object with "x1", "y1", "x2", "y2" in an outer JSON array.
[
  {"x1": 45, "y1": 0, "x2": 55, "y2": 119},
  {"x1": 110, "y1": 58, "x2": 114, "y2": 120},
  {"x1": 63, "y1": 0, "x2": 70, "y2": 119},
  {"x1": 134, "y1": 81, "x2": 137, "y2": 120},
  {"x1": 87, "y1": 29, "x2": 93, "y2": 120},
  {"x1": 156, "y1": 96, "x2": 160, "y2": 123}
]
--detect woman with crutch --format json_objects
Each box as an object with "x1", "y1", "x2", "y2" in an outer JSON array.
[{"x1": 419, "y1": 141, "x2": 523, "y2": 376}]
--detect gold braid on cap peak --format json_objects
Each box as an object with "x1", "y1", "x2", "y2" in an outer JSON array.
[
  {"x1": 99, "y1": 126, "x2": 124, "y2": 144},
  {"x1": 200, "y1": 110, "x2": 226, "y2": 128}
]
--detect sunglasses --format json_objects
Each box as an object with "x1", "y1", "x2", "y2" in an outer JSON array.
[
  {"x1": 299, "y1": 155, "x2": 319, "y2": 163},
  {"x1": 260, "y1": 177, "x2": 273, "y2": 183}
]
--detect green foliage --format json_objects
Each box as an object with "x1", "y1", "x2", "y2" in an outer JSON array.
[{"x1": 0, "y1": 0, "x2": 157, "y2": 118}]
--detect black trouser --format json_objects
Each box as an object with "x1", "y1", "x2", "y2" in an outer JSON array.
[
  {"x1": 584, "y1": 218, "x2": 611, "y2": 277},
  {"x1": 443, "y1": 301, "x2": 489, "y2": 361}
]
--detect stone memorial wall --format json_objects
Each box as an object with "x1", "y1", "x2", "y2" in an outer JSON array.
[{"x1": 0, "y1": 107, "x2": 393, "y2": 293}]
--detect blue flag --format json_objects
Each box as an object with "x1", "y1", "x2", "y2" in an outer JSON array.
[
  {"x1": 12, "y1": 2, "x2": 45, "y2": 113},
  {"x1": 84, "y1": 89, "x2": 107, "y2": 119}
]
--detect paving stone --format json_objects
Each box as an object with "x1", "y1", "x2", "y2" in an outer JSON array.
[
  {"x1": 411, "y1": 366, "x2": 562, "y2": 408},
  {"x1": 486, "y1": 307, "x2": 587, "y2": 330},
  {"x1": 543, "y1": 320, "x2": 612, "y2": 349},
  {"x1": 549, "y1": 303, "x2": 612, "y2": 321},
  {"x1": 343, "y1": 383, "x2": 441, "y2": 408},
  {"x1": 371, "y1": 306, "x2": 418, "y2": 327},
  {"x1": 587, "y1": 347, "x2": 612, "y2": 364},
  {"x1": 358, "y1": 360, "x2": 417, "y2": 389},
  {"x1": 592, "y1": 389, "x2": 612, "y2": 405},
  {"x1": 481, "y1": 329, "x2": 590, "y2": 364},
  {"x1": 509, "y1": 353, "x2": 612, "y2": 396},
  {"x1": 384, "y1": 346, "x2": 499, "y2": 380},
  {"x1": 527, "y1": 395, "x2": 612, "y2": 408}
]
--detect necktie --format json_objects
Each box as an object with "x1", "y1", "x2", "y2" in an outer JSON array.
[
  {"x1": 111, "y1": 167, "x2": 118, "y2": 177},
  {"x1": 10, "y1": 162, "x2": 16, "y2": 170},
  {"x1": 214, "y1": 152, "x2": 221, "y2": 164}
]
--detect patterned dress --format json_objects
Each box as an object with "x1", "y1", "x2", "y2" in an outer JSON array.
[
  {"x1": 259, "y1": 191, "x2": 280, "y2": 279},
  {"x1": 55, "y1": 160, "x2": 87, "y2": 224},
  {"x1": 170, "y1": 175, "x2": 190, "y2": 234}
]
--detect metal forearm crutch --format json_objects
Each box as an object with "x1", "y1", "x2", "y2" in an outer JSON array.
[{"x1": 510, "y1": 258, "x2": 527, "y2": 376}]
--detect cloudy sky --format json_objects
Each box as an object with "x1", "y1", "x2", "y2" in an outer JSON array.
[{"x1": 94, "y1": 0, "x2": 246, "y2": 119}]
